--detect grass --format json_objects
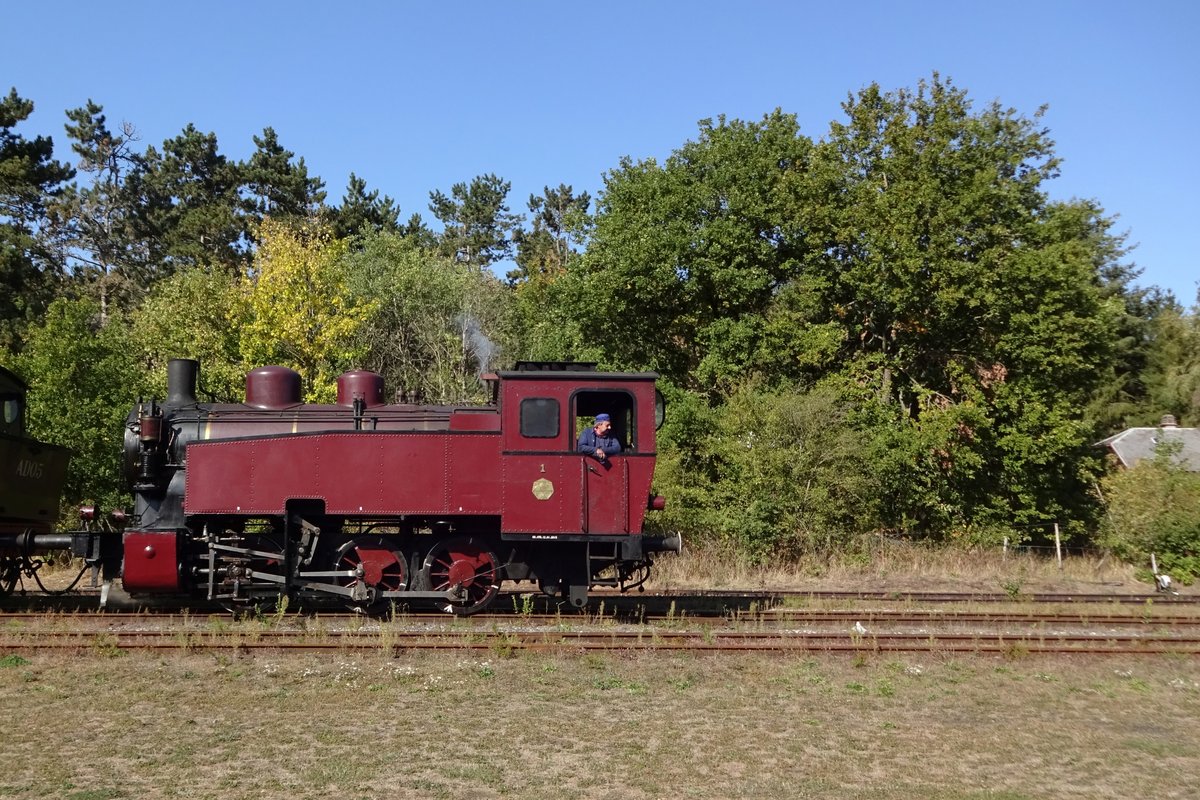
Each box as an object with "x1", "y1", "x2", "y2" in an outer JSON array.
[
  {"x1": 1, "y1": 648, "x2": 1197, "y2": 799},
  {"x1": 13, "y1": 545, "x2": 1195, "y2": 798},
  {"x1": 648, "y1": 538, "x2": 1158, "y2": 596}
]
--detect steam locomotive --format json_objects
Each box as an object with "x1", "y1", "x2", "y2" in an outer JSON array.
[
  {"x1": 113, "y1": 358, "x2": 678, "y2": 614},
  {"x1": 0, "y1": 366, "x2": 80, "y2": 593}
]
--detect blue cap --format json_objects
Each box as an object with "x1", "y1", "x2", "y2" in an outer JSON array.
[{"x1": 595, "y1": 413, "x2": 611, "y2": 423}]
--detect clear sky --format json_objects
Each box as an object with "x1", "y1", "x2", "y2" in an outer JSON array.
[{"x1": 5, "y1": 1, "x2": 1197, "y2": 305}]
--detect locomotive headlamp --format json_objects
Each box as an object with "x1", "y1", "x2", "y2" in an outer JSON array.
[
  {"x1": 109, "y1": 509, "x2": 128, "y2": 525},
  {"x1": 78, "y1": 505, "x2": 97, "y2": 521}
]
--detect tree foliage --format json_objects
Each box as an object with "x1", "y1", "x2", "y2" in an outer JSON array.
[
  {"x1": 53, "y1": 100, "x2": 148, "y2": 322},
  {"x1": 0, "y1": 88, "x2": 73, "y2": 350},
  {"x1": 330, "y1": 172, "x2": 400, "y2": 239},
  {"x1": 13, "y1": 298, "x2": 145, "y2": 511},
  {"x1": 1099, "y1": 445, "x2": 1200, "y2": 582},
  {"x1": 510, "y1": 183, "x2": 591, "y2": 285},
  {"x1": 577, "y1": 111, "x2": 813, "y2": 388},
  {"x1": 241, "y1": 127, "x2": 326, "y2": 221},
  {"x1": 340, "y1": 231, "x2": 511, "y2": 403},
  {"x1": 234, "y1": 218, "x2": 373, "y2": 402},
  {"x1": 651, "y1": 383, "x2": 879, "y2": 560},
  {"x1": 122, "y1": 124, "x2": 247, "y2": 274},
  {"x1": 130, "y1": 266, "x2": 244, "y2": 401},
  {"x1": 1140, "y1": 304, "x2": 1200, "y2": 426},
  {"x1": 429, "y1": 173, "x2": 522, "y2": 268}
]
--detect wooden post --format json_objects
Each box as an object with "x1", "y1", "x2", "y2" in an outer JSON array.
[
  {"x1": 1003, "y1": 537, "x2": 1008, "y2": 560},
  {"x1": 1054, "y1": 523, "x2": 1063, "y2": 571}
]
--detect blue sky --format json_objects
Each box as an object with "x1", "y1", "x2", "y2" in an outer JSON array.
[{"x1": 5, "y1": 1, "x2": 1197, "y2": 304}]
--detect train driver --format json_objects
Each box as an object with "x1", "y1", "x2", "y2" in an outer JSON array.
[{"x1": 577, "y1": 413, "x2": 622, "y2": 462}]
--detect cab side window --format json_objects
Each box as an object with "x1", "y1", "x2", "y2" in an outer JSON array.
[
  {"x1": 1, "y1": 393, "x2": 23, "y2": 437},
  {"x1": 573, "y1": 390, "x2": 635, "y2": 452},
  {"x1": 519, "y1": 398, "x2": 559, "y2": 438}
]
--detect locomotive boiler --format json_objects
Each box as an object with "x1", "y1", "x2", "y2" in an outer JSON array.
[{"x1": 121, "y1": 359, "x2": 678, "y2": 614}]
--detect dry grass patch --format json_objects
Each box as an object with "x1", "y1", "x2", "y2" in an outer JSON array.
[
  {"x1": 649, "y1": 539, "x2": 1165, "y2": 596},
  {"x1": 1, "y1": 648, "x2": 1197, "y2": 800}
]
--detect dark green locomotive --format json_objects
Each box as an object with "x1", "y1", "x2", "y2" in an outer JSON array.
[{"x1": 0, "y1": 365, "x2": 72, "y2": 591}]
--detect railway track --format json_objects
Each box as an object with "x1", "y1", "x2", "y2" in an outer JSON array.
[
  {"x1": 3, "y1": 586, "x2": 1197, "y2": 617},
  {"x1": 620, "y1": 589, "x2": 1200, "y2": 607},
  {"x1": 3, "y1": 608, "x2": 1199, "y2": 656}
]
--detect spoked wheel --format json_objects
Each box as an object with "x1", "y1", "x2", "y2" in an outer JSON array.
[
  {"x1": 422, "y1": 537, "x2": 501, "y2": 615},
  {"x1": 334, "y1": 536, "x2": 407, "y2": 606}
]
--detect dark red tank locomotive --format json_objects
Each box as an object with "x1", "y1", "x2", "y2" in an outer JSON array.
[{"x1": 122, "y1": 359, "x2": 678, "y2": 613}]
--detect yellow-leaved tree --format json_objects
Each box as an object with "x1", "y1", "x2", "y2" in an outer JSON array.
[{"x1": 235, "y1": 218, "x2": 374, "y2": 402}]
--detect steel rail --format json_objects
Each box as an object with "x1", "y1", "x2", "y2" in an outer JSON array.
[
  {"x1": 605, "y1": 589, "x2": 1200, "y2": 605},
  {"x1": 2, "y1": 587, "x2": 1197, "y2": 619},
  {"x1": 3, "y1": 628, "x2": 1198, "y2": 656},
  {"x1": 2, "y1": 608, "x2": 1199, "y2": 627}
]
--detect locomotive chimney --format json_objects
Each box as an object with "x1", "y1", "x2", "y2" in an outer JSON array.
[{"x1": 167, "y1": 359, "x2": 199, "y2": 405}]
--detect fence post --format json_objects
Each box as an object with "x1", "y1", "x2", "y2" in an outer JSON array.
[
  {"x1": 1054, "y1": 523, "x2": 1063, "y2": 571},
  {"x1": 1003, "y1": 537, "x2": 1008, "y2": 560}
]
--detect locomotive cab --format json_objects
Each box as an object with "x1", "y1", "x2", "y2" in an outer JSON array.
[{"x1": 496, "y1": 362, "x2": 673, "y2": 606}]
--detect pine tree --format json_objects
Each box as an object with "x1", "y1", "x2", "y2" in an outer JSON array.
[{"x1": 0, "y1": 88, "x2": 73, "y2": 349}]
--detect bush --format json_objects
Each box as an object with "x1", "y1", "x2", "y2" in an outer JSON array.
[
  {"x1": 649, "y1": 382, "x2": 879, "y2": 561},
  {"x1": 15, "y1": 298, "x2": 149, "y2": 514},
  {"x1": 1098, "y1": 446, "x2": 1200, "y2": 582}
]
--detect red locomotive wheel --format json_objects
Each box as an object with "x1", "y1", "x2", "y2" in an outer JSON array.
[
  {"x1": 421, "y1": 537, "x2": 501, "y2": 615},
  {"x1": 334, "y1": 536, "x2": 407, "y2": 596}
]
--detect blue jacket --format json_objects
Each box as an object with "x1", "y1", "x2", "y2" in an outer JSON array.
[{"x1": 578, "y1": 427, "x2": 622, "y2": 456}]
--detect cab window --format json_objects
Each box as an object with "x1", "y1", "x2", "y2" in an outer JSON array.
[
  {"x1": 1, "y1": 394, "x2": 23, "y2": 437},
  {"x1": 573, "y1": 390, "x2": 635, "y2": 452},
  {"x1": 519, "y1": 397, "x2": 559, "y2": 438}
]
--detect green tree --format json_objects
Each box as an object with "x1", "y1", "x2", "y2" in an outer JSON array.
[
  {"x1": 241, "y1": 126, "x2": 326, "y2": 220},
  {"x1": 122, "y1": 124, "x2": 246, "y2": 273},
  {"x1": 329, "y1": 172, "x2": 400, "y2": 239},
  {"x1": 14, "y1": 297, "x2": 145, "y2": 511},
  {"x1": 340, "y1": 231, "x2": 513, "y2": 403},
  {"x1": 510, "y1": 183, "x2": 591, "y2": 285},
  {"x1": 1099, "y1": 444, "x2": 1200, "y2": 582},
  {"x1": 429, "y1": 173, "x2": 522, "y2": 268},
  {"x1": 575, "y1": 111, "x2": 814, "y2": 388},
  {"x1": 130, "y1": 266, "x2": 245, "y2": 402},
  {"x1": 794, "y1": 75, "x2": 1125, "y2": 533},
  {"x1": 507, "y1": 185, "x2": 594, "y2": 362},
  {"x1": 54, "y1": 100, "x2": 147, "y2": 323},
  {"x1": 234, "y1": 218, "x2": 373, "y2": 402},
  {"x1": 1141, "y1": 305, "x2": 1200, "y2": 426},
  {"x1": 0, "y1": 88, "x2": 73, "y2": 350},
  {"x1": 651, "y1": 382, "x2": 879, "y2": 559},
  {"x1": 1085, "y1": 284, "x2": 1176, "y2": 434}
]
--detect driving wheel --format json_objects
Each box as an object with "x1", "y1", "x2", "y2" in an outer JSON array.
[
  {"x1": 334, "y1": 536, "x2": 407, "y2": 604},
  {"x1": 421, "y1": 537, "x2": 501, "y2": 615}
]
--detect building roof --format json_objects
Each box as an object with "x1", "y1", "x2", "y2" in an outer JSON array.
[{"x1": 1096, "y1": 424, "x2": 1200, "y2": 471}]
